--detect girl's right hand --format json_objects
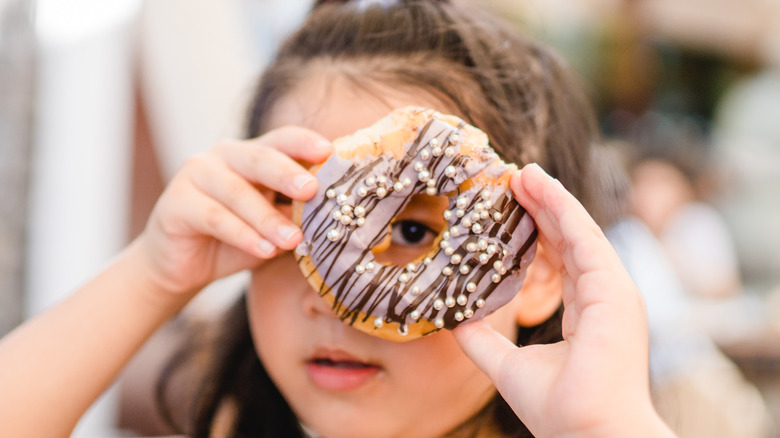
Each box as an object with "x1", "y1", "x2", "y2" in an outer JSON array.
[{"x1": 134, "y1": 126, "x2": 333, "y2": 298}]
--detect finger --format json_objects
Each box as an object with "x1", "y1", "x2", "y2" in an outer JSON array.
[
  {"x1": 187, "y1": 187, "x2": 279, "y2": 259},
  {"x1": 452, "y1": 319, "x2": 517, "y2": 383},
  {"x1": 250, "y1": 125, "x2": 333, "y2": 162},
  {"x1": 189, "y1": 160, "x2": 303, "y2": 249},
  {"x1": 511, "y1": 163, "x2": 620, "y2": 278},
  {"x1": 211, "y1": 142, "x2": 320, "y2": 201}
]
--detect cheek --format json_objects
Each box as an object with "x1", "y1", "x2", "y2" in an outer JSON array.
[{"x1": 246, "y1": 254, "x2": 309, "y2": 350}]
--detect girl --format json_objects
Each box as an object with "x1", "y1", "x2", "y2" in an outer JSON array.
[{"x1": 0, "y1": 1, "x2": 675, "y2": 437}]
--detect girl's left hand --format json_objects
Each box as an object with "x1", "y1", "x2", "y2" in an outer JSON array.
[{"x1": 453, "y1": 163, "x2": 675, "y2": 438}]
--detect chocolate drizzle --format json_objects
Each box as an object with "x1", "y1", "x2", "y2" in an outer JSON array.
[{"x1": 295, "y1": 108, "x2": 537, "y2": 338}]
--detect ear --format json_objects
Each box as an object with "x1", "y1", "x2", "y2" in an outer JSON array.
[{"x1": 515, "y1": 242, "x2": 562, "y2": 327}]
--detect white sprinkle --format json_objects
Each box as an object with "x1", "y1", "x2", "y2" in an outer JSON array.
[
  {"x1": 459, "y1": 265, "x2": 470, "y2": 275},
  {"x1": 450, "y1": 254, "x2": 462, "y2": 264},
  {"x1": 440, "y1": 240, "x2": 450, "y2": 249},
  {"x1": 377, "y1": 175, "x2": 387, "y2": 186},
  {"x1": 336, "y1": 194, "x2": 348, "y2": 205},
  {"x1": 445, "y1": 296, "x2": 456, "y2": 308},
  {"x1": 444, "y1": 147, "x2": 455, "y2": 157},
  {"x1": 429, "y1": 137, "x2": 439, "y2": 147},
  {"x1": 471, "y1": 212, "x2": 481, "y2": 222},
  {"x1": 471, "y1": 223, "x2": 484, "y2": 234},
  {"x1": 433, "y1": 299, "x2": 444, "y2": 310},
  {"x1": 366, "y1": 176, "x2": 376, "y2": 186},
  {"x1": 354, "y1": 206, "x2": 366, "y2": 217},
  {"x1": 493, "y1": 260, "x2": 504, "y2": 271},
  {"x1": 493, "y1": 212, "x2": 503, "y2": 221},
  {"x1": 426, "y1": 179, "x2": 436, "y2": 187},
  {"x1": 478, "y1": 253, "x2": 489, "y2": 264},
  {"x1": 424, "y1": 257, "x2": 432, "y2": 265},
  {"x1": 356, "y1": 217, "x2": 366, "y2": 227},
  {"x1": 295, "y1": 242, "x2": 310, "y2": 257},
  {"x1": 444, "y1": 246, "x2": 455, "y2": 256},
  {"x1": 340, "y1": 215, "x2": 352, "y2": 226},
  {"x1": 466, "y1": 282, "x2": 477, "y2": 293},
  {"x1": 432, "y1": 146, "x2": 442, "y2": 157},
  {"x1": 442, "y1": 231, "x2": 451, "y2": 240},
  {"x1": 449, "y1": 226, "x2": 460, "y2": 237},
  {"x1": 461, "y1": 218, "x2": 472, "y2": 228},
  {"x1": 327, "y1": 229, "x2": 341, "y2": 241},
  {"x1": 478, "y1": 239, "x2": 488, "y2": 251},
  {"x1": 480, "y1": 211, "x2": 489, "y2": 220},
  {"x1": 475, "y1": 203, "x2": 485, "y2": 212},
  {"x1": 398, "y1": 325, "x2": 409, "y2": 336},
  {"x1": 456, "y1": 196, "x2": 468, "y2": 209},
  {"x1": 456, "y1": 208, "x2": 465, "y2": 218},
  {"x1": 411, "y1": 286, "x2": 421, "y2": 296},
  {"x1": 341, "y1": 205, "x2": 352, "y2": 215},
  {"x1": 466, "y1": 242, "x2": 478, "y2": 252},
  {"x1": 394, "y1": 181, "x2": 404, "y2": 192},
  {"x1": 443, "y1": 210, "x2": 452, "y2": 221},
  {"x1": 491, "y1": 273, "x2": 501, "y2": 283},
  {"x1": 484, "y1": 200, "x2": 493, "y2": 209},
  {"x1": 357, "y1": 187, "x2": 368, "y2": 197},
  {"x1": 406, "y1": 262, "x2": 417, "y2": 272},
  {"x1": 402, "y1": 177, "x2": 412, "y2": 186},
  {"x1": 326, "y1": 189, "x2": 336, "y2": 199},
  {"x1": 414, "y1": 161, "x2": 424, "y2": 172},
  {"x1": 420, "y1": 148, "x2": 431, "y2": 160},
  {"x1": 399, "y1": 273, "x2": 409, "y2": 283},
  {"x1": 454, "y1": 311, "x2": 464, "y2": 322},
  {"x1": 457, "y1": 294, "x2": 468, "y2": 306},
  {"x1": 464, "y1": 308, "x2": 474, "y2": 318},
  {"x1": 355, "y1": 265, "x2": 366, "y2": 274},
  {"x1": 410, "y1": 310, "x2": 421, "y2": 320},
  {"x1": 434, "y1": 318, "x2": 445, "y2": 329},
  {"x1": 449, "y1": 133, "x2": 460, "y2": 143},
  {"x1": 366, "y1": 261, "x2": 375, "y2": 272},
  {"x1": 332, "y1": 210, "x2": 343, "y2": 221},
  {"x1": 480, "y1": 189, "x2": 491, "y2": 200},
  {"x1": 475, "y1": 298, "x2": 485, "y2": 308},
  {"x1": 376, "y1": 187, "x2": 387, "y2": 198},
  {"x1": 374, "y1": 317, "x2": 384, "y2": 328},
  {"x1": 442, "y1": 266, "x2": 453, "y2": 276},
  {"x1": 426, "y1": 187, "x2": 437, "y2": 196}
]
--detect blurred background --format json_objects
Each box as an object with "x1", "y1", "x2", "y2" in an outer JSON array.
[{"x1": 1, "y1": 0, "x2": 779, "y2": 436}]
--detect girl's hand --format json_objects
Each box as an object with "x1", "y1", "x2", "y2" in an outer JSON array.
[
  {"x1": 135, "y1": 126, "x2": 332, "y2": 297},
  {"x1": 453, "y1": 163, "x2": 674, "y2": 437}
]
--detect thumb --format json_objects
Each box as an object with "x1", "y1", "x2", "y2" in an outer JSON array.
[{"x1": 452, "y1": 319, "x2": 517, "y2": 384}]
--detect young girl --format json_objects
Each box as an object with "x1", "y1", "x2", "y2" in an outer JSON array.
[{"x1": 0, "y1": 1, "x2": 675, "y2": 437}]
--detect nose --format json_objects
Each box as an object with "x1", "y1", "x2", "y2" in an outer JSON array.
[{"x1": 302, "y1": 285, "x2": 338, "y2": 318}]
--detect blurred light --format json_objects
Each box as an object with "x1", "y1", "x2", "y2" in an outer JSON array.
[{"x1": 35, "y1": 0, "x2": 141, "y2": 46}]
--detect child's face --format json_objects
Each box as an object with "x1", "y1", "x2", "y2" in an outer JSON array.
[{"x1": 247, "y1": 73, "x2": 524, "y2": 437}]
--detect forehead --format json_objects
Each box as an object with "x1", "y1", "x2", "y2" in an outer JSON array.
[{"x1": 264, "y1": 71, "x2": 450, "y2": 141}]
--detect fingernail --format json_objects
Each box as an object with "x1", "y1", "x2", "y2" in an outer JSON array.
[
  {"x1": 293, "y1": 174, "x2": 316, "y2": 192},
  {"x1": 278, "y1": 224, "x2": 301, "y2": 242},
  {"x1": 257, "y1": 239, "x2": 276, "y2": 256},
  {"x1": 314, "y1": 139, "x2": 332, "y2": 151}
]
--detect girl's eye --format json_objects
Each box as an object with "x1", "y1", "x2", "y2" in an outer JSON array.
[{"x1": 390, "y1": 220, "x2": 436, "y2": 246}]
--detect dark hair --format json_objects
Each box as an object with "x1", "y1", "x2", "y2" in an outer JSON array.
[{"x1": 158, "y1": 1, "x2": 611, "y2": 436}]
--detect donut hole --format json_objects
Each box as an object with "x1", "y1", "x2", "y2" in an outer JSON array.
[{"x1": 372, "y1": 194, "x2": 449, "y2": 266}]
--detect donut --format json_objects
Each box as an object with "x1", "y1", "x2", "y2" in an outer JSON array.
[{"x1": 292, "y1": 107, "x2": 537, "y2": 342}]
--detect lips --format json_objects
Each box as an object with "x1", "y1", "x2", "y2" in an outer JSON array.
[{"x1": 306, "y1": 348, "x2": 381, "y2": 392}]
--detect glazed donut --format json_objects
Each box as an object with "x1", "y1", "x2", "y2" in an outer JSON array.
[{"x1": 293, "y1": 107, "x2": 537, "y2": 341}]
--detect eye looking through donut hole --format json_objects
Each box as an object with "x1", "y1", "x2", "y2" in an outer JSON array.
[{"x1": 372, "y1": 194, "x2": 449, "y2": 266}]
